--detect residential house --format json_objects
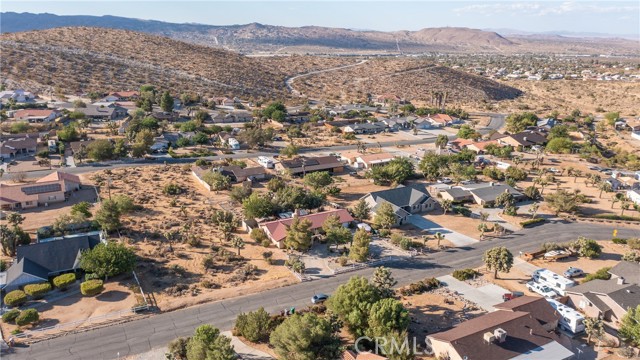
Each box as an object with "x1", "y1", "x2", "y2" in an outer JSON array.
[
  {"x1": 498, "y1": 130, "x2": 548, "y2": 149},
  {"x1": 355, "y1": 153, "x2": 395, "y2": 169},
  {"x1": 412, "y1": 117, "x2": 433, "y2": 130},
  {"x1": 259, "y1": 209, "x2": 354, "y2": 248},
  {"x1": 286, "y1": 110, "x2": 311, "y2": 123},
  {"x1": 102, "y1": 91, "x2": 140, "y2": 102},
  {"x1": 276, "y1": 156, "x2": 344, "y2": 176},
  {"x1": 13, "y1": 109, "x2": 60, "y2": 123},
  {"x1": 382, "y1": 117, "x2": 412, "y2": 131},
  {"x1": 362, "y1": 184, "x2": 437, "y2": 226},
  {"x1": 342, "y1": 350, "x2": 387, "y2": 360},
  {"x1": 0, "y1": 89, "x2": 36, "y2": 103},
  {"x1": 74, "y1": 105, "x2": 128, "y2": 121},
  {"x1": 493, "y1": 296, "x2": 560, "y2": 332},
  {"x1": 605, "y1": 177, "x2": 624, "y2": 190},
  {"x1": 427, "y1": 114, "x2": 457, "y2": 127},
  {"x1": 374, "y1": 94, "x2": 403, "y2": 105},
  {"x1": 627, "y1": 189, "x2": 640, "y2": 205},
  {"x1": 566, "y1": 278, "x2": 640, "y2": 329},
  {"x1": 439, "y1": 187, "x2": 475, "y2": 203},
  {"x1": 536, "y1": 118, "x2": 557, "y2": 130},
  {"x1": 221, "y1": 165, "x2": 267, "y2": 183},
  {"x1": 0, "y1": 231, "x2": 105, "y2": 291},
  {"x1": 342, "y1": 122, "x2": 387, "y2": 134},
  {"x1": 230, "y1": 110, "x2": 253, "y2": 122},
  {"x1": 608, "y1": 260, "x2": 640, "y2": 288},
  {"x1": 427, "y1": 308, "x2": 573, "y2": 360},
  {"x1": 450, "y1": 138, "x2": 499, "y2": 154},
  {"x1": 0, "y1": 137, "x2": 37, "y2": 160},
  {"x1": 330, "y1": 104, "x2": 379, "y2": 116},
  {"x1": 0, "y1": 171, "x2": 82, "y2": 210},
  {"x1": 468, "y1": 183, "x2": 525, "y2": 206}
]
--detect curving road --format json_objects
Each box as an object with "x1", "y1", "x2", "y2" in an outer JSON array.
[
  {"x1": 285, "y1": 59, "x2": 369, "y2": 95},
  {"x1": 9, "y1": 222, "x2": 639, "y2": 360}
]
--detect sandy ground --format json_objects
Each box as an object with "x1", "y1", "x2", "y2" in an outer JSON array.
[
  {"x1": 0, "y1": 281, "x2": 138, "y2": 337},
  {"x1": 88, "y1": 165, "x2": 297, "y2": 311}
]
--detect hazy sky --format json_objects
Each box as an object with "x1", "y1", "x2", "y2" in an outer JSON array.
[{"x1": 2, "y1": 1, "x2": 639, "y2": 36}]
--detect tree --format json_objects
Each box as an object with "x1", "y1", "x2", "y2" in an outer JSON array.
[
  {"x1": 284, "y1": 218, "x2": 313, "y2": 251},
  {"x1": 160, "y1": 91, "x2": 174, "y2": 113},
  {"x1": 572, "y1": 237, "x2": 602, "y2": 258},
  {"x1": 95, "y1": 199, "x2": 122, "y2": 232},
  {"x1": 483, "y1": 247, "x2": 513, "y2": 279},
  {"x1": 261, "y1": 102, "x2": 287, "y2": 121},
  {"x1": 80, "y1": 241, "x2": 136, "y2": 279},
  {"x1": 280, "y1": 143, "x2": 299, "y2": 157},
  {"x1": 373, "y1": 202, "x2": 396, "y2": 230},
  {"x1": 545, "y1": 137, "x2": 573, "y2": 154},
  {"x1": 327, "y1": 276, "x2": 381, "y2": 337},
  {"x1": 505, "y1": 112, "x2": 538, "y2": 133},
  {"x1": 350, "y1": 229, "x2": 370, "y2": 262},
  {"x1": 58, "y1": 122, "x2": 80, "y2": 142},
  {"x1": 619, "y1": 305, "x2": 640, "y2": 346},
  {"x1": 7, "y1": 213, "x2": 25, "y2": 227},
  {"x1": 351, "y1": 199, "x2": 370, "y2": 221},
  {"x1": 545, "y1": 189, "x2": 581, "y2": 215},
  {"x1": 186, "y1": 325, "x2": 235, "y2": 360},
  {"x1": 211, "y1": 210, "x2": 237, "y2": 241},
  {"x1": 242, "y1": 193, "x2": 275, "y2": 219},
  {"x1": 0, "y1": 224, "x2": 31, "y2": 256},
  {"x1": 201, "y1": 171, "x2": 231, "y2": 191},
  {"x1": 304, "y1": 171, "x2": 334, "y2": 190},
  {"x1": 456, "y1": 125, "x2": 480, "y2": 140},
  {"x1": 269, "y1": 312, "x2": 341, "y2": 360},
  {"x1": 71, "y1": 201, "x2": 92, "y2": 219},
  {"x1": 524, "y1": 185, "x2": 541, "y2": 200},
  {"x1": 86, "y1": 139, "x2": 115, "y2": 161},
  {"x1": 440, "y1": 199, "x2": 453, "y2": 215},
  {"x1": 168, "y1": 337, "x2": 189, "y2": 360},
  {"x1": 230, "y1": 236, "x2": 245, "y2": 256},
  {"x1": 584, "y1": 317, "x2": 604, "y2": 344},
  {"x1": 323, "y1": 215, "x2": 352, "y2": 249},
  {"x1": 528, "y1": 202, "x2": 540, "y2": 219},
  {"x1": 435, "y1": 134, "x2": 448, "y2": 151},
  {"x1": 366, "y1": 157, "x2": 415, "y2": 186},
  {"x1": 371, "y1": 266, "x2": 397, "y2": 298},
  {"x1": 434, "y1": 232, "x2": 445, "y2": 248},
  {"x1": 238, "y1": 127, "x2": 274, "y2": 149},
  {"x1": 367, "y1": 298, "x2": 409, "y2": 338},
  {"x1": 234, "y1": 307, "x2": 272, "y2": 343}
]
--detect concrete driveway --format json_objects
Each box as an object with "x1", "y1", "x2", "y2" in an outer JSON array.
[
  {"x1": 407, "y1": 215, "x2": 478, "y2": 247},
  {"x1": 438, "y1": 275, "x2": 510, "y2": 312}
]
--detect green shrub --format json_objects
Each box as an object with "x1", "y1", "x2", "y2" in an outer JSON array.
[
  {"x1": 15, "y1": 308, "x2": 39, "y2": 326},
  {"x1": 584, "y1": 267, "x2": 612, "y2": 282},
  {"x1": 452, "y1": 206, "x2": 472, "y2": 217},
  {"x1": 520, "y1": 218, "x2": 546, "y2": 227},
  {"x1": 53, "y1": 273, "x2": 77, "y2": 289},
  {"x1": 2, "y1": 309, "x2": 21, "y2": 323},
  {"x1": 452, "y1": 269, "x2": 479, "y2": 281},
  {"x1": 261, "y1": 239, "x2": 272, "y2": 247},
  {"x1": 592, "y1": 214, "x2": 640, "y2": 222},
  {"x1": 234, "y1": 307, "x2": 272, "y2": 343},
  {"x1": 4, "y1": 290, "x2": 27, "y2": 307},
  {"x1": 163, "y1": 183, "x2": 183, "y2": 195},
  {"x1": 612, "y1": 238, "x2": 628, "y2": 245},
  {"x1": 628, "y1": 239, "x2": 640, "y2": 250},
  {"x1": 80, "y1": 280, "x2": 104, "y2": 296},
  {"x1": 24, "y1": 283, "x2": 52, "y2": 299},
  {"x1": 85, "y1": 273, "x2": 100, "y2": 281}
]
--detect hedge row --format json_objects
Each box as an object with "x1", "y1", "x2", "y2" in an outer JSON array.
[
  {"x1": 4, "y1": 290, "x2": 27, "y2": 307},
  {"x1": 53, "y1": 273, "x2": 77, "y2": 289},
  {"x1": 24, "y1": 283, "x2": 52, "y2": 299},
  {"x1": 520, "y1": 218, "x2": 546, "y2": 227},
  {"x1": 80, "y1": 280, "x2": 104, "y2": 296},
  {"x1": 612, "y1": 238, "x2": 628, "y2": 245}
]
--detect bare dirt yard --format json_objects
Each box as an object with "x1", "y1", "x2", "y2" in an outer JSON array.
[{"x1": 87, "y1": 165, "x2": 297, "y2": 311}]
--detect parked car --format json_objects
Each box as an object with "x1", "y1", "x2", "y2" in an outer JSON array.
[
  {"x1": 437, "y1": 177, "x2": 452, "y2": 184},
  {"x1": 311, "y1": 293, "x2": 329, "y2": 304},
  {"x1": 563, "y1": 267, "x2": 584, "y2": 278},
  {"x1": 526, "y1": 281, "x2": 557, "y2": 298},
  {"x1": 502, "y1": 291, "x2": 525, "y2": 301}
]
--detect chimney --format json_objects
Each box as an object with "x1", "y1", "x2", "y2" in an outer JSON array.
[
  {"x1": 293, "y1": 209, "x2": 300, "y2": 218},
  {"x1": 617, "y1": 277, "x2": 626, "y2": 285},
  {"x1": 529, "y1": 329, "x2": 533, "y2": 336},
  {"x1": 523, "y1": 137, "x2": 528, "y2": 143}
]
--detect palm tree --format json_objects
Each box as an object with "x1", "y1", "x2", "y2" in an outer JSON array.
[{"x1": 434, "y1": 232, "x2": 445, "y2": 249}]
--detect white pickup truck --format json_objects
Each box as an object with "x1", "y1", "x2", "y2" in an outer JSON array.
[{"x1": 526, "y1": 281, "x2": 557, "y2": 298}]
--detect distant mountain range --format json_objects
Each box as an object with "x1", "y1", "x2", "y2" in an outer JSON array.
[{"x1": 1, "y1": 12, "x2": 638, "y2": 55}]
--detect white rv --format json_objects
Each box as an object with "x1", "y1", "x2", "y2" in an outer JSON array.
[
  {"x1": 532, "y1": 269, "x2": 576, "y2": 296},
  {"x1": 547, "y1": 299, "x2": 585, "y2": 334},
  {"x1": 257, "y1": 156, "x2": 275, "y2": 169}
]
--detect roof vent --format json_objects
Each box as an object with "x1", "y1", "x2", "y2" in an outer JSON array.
[
  {"x1": 483, "y1": 332, "x2": 496, "y2": 344},
  {"x1": 494, "y1": 328, "x2": 507, "y2": 343},
  {"x1": 617, "y1": 277, "x2": 625, "y2": 285}
]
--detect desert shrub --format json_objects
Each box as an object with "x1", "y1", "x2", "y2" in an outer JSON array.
[
  {"x1": 628, "y1": 239, "x2": 640, "y2": 250},
  {"x1": 24, "y1": 283, "x2": 52, "y2": 299},
  {"x1": 80, "y1": 279, "x2": 104, "y2": 296},
  {"x1": 250, "y1": 228, "x2": 269, "y2": 243},
  {"x1": 520, "y1": 218, "x2": 546, "y2": 227},
  {"x1": 53, "y1": 273, "x2": 77, "y2": 289},
  {"x1": 378, "y1": 229, "x2": 391, "y2": 237},
  {"x1": 200, "y1": 280, "x2": 218, "y2": 289},
  {"x1": 452, "y1": 205, "x2": 472, "y2": 217},
  {"x1": 452, "y1": 269, "x2": 479, "y2": 281},
  {"x1": 399, "y1": 238, "x2": 412, "y2": 250},
  {"x1": 390, "y1": 233, "x2": 405, "y2": 246},
  {"x1": 584, "y1": 267, "x2": 612, "y2": 282},
  {"x1": 202, "y1": 255, "x2": 215, "y2": 269},
  {"x1": 163, "y1": 183, "x2": 183, "y2": 195},
  {"x1": 401, "y1": 277, "x2": 441, "y2": 296},
  {"x1": 261, "y1": 239, "x2": 272, "y2": 247},
  {"x1": 262, "y1": 251, "x2": 273, "y2": 264},
  {"x1": 4, "y1": 290, "x2": 27, "y2": 307},
  {"x1": 337, "y1": 256, "x2": 349, "y2": 267},
  {"x1": 15, "y1": 308, "x2": 39, "y2": 326},
  {"x1": 612, "y1": 238, "x2": 628, "y2": 245},
  {"x1": 592, "y1": 214, "x2": 640, "y2": 222},
  {"x1": 622, "y1": 251, "x2": 640, "y2": 263},
  {"x1": 2, "y1": 309, "x2": 21, "y2": 323}
]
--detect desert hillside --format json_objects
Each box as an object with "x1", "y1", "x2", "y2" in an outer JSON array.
[{"x1": 0, "y1": 27, "x2": 287, "y2": 98}]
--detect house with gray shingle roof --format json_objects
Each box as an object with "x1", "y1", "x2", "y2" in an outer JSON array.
[{"x1": 362, "y1": 184, "x2": 436, "y2": 226}]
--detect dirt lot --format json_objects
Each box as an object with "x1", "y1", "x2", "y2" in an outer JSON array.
[
  {"x1": 0, "y1": 280, "x2": 138, "y2": 337},
  {"x1": 87, "y1": 165, "x2": 297, "y2": 311}
]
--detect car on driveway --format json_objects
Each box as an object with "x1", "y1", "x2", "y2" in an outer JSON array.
[
  {"x1": 502, "y1": 291, "x2": 525, "y2": 301},
  {"x1": 526, "y1": 281, "x2": 557, "y2": 298},
  {"x1": 563, "y1": 267, "x2": 584, "y2": 278},
  {"x1": 438, "y1": 177, "x2": 452, "y2": 184},
  {"x1": 311, "y1": 293, "x2": 329, "y2": 304}
]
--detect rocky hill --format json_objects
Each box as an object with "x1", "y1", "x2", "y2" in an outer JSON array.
[
  {"x1": 2, "y1": 12, "x2": 637, "y2": 55},
  {"x1": 0, "y1": 27, "x2": 287, "y2": 97}
]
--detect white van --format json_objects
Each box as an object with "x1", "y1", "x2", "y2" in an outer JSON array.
[
  {"x1": 532, "y1": 269, "x2": 576, "y2": 296},
  {"x1": 257, "y1": 156, "x2": 274, "y2": 169}
]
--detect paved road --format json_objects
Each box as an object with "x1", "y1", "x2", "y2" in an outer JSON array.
[
  {"x1": 285, "y1": 59, "x2": 369, "y2": 95},
  {"x1": 9, "y1": 222, "x2": 639, "y2": 360}
]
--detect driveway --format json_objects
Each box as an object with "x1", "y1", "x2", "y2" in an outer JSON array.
[
  {"x1": 437, "y1": 275, "x2": 510, "y2": 312},
  {"x1": 407, "y1": 215, "x2": 478, "y2": 247}
]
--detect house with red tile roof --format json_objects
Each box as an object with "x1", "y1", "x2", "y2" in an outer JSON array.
[
  {"x1": 427, "y1": 113, "x2": 457, "y2": 127},
  {"x1": 259, "y1": 209, "x2": 354, "y2": 248},
  {"x1": 13, "y1": 109, "x2": 60, "y2": 123}
]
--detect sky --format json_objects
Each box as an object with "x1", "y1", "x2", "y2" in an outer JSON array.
[{"x1": 2, "y1": 0, "x2": 639, "y2": 36}]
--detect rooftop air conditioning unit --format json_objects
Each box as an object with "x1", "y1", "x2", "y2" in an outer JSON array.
[
  {"x1": 494, "y1": 328, "x2": 507, "y2": 343},
  {"x1": 483, "y1": 332, "x2": 496, "y2": 344}
]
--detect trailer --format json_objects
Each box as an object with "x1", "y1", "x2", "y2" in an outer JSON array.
[
  {"x1": 523, "y1": 249, "x2": 545, "y2": 261},
  {"x1": 543, "y1": 249, "x2": 574, "y2": 261},
  {"x1": 547, "y1": 299, "x2": 585, "y2": 334},
  {"x1": 532, "y1": 269, "x2": 576, "y2": 296}
]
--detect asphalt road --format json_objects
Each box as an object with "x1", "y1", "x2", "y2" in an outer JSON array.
[{"x1": 9, "y1": 222, "x2": 639, "y2": 360}]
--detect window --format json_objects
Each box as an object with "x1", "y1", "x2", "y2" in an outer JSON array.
[
  {"x1": 25, "y1": 201, "x2": 33, "y2": 206},
  {"x1": 48, "y1": 195, "x2": 57, "y2": 200}
]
